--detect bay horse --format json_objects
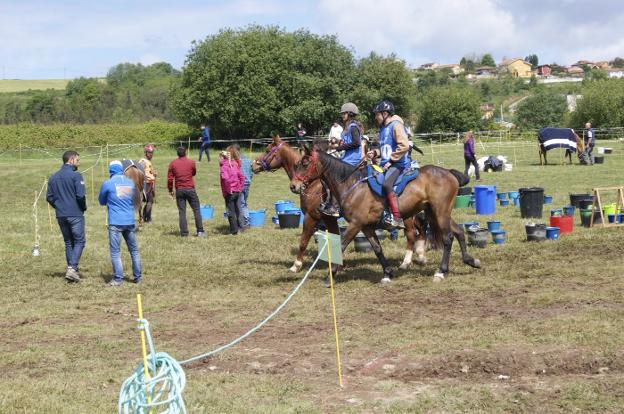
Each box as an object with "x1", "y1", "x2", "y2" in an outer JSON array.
[
  {"x1": 289, "y1": 143, "x2": 481, "y2": 283},
  {"x1": 252, "y1": 137, "x2": 427, "y2": 273},
  {"x1": 121, "y1": 160, "x2": 145, "y2": 228},
  {"x1": 538, "y1": 128, "x2": 584, "y2": 165}
]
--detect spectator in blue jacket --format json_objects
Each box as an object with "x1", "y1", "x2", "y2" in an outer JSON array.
[
  {"x1": 46, "y1": 150, "x2": 86, "y2": 283},
  {"x1": 99, "y1": 160, "x2": 142, "y2": 286},
  {"x1": 198, "y1": 124, "x2": 211, "y2": 162}
]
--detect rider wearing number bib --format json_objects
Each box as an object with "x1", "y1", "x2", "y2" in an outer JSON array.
[
  {"x1": 319, "y1": 102, "x2": 364, "y2": 217},
  {"x1": 368, "y1": 100, "x2": 410, "y2": 229}
]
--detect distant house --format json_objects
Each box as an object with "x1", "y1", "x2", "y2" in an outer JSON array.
[
  {"x1": 420, "y1": 62, "x2": 438, "y2": 70},
  {"x1": 596, "y1": 61, "x2": 610, "y2": 69},
  {"x1": 500, "y1": 58, "x2": 532, "y2": 78},
  {"x1": 537, "y1": 65, "x2": 551, "y2": 77},
  {"x1": 435, "y1": 63, "x2": 463, "y2": 76},
  {"x1": 608, "y1": 68, "x2": 624, "y2": 78},
  {"x1": 566, "y1": 66, "x2": 584, "y2": 77},
  {"x1": 572, "y1": 60, "x2": 598, "y2": 69},
  {"x1": 475, "y1": 66, "x2": 496, "y2": 78}
]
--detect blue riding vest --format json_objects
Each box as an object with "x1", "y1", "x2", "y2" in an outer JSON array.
[
  {"x1": 341, "y1": 122, "x2": 363, "y2": 166},
  {"x1": 379, "y1": 120, "x2": 410, "y2": 169}
]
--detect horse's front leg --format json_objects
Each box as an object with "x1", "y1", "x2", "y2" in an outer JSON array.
[
  {"x1": 361, "y1": 226, "x2": 393, "y2": 284},
  {"x1": 290, "y1": 214, "x2": 318, "y2": 273},
  {"x1": 451, "y1": 219, "x2": 481, "y2": 269}
]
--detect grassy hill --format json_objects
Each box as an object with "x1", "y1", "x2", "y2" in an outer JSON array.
[{"x1": 0, "y1": 79, "x2": 70, "y2": 93}]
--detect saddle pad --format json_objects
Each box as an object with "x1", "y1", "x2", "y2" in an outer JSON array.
[{"x1": 366, "y1": 165, "x2": 419, "y2": 197}]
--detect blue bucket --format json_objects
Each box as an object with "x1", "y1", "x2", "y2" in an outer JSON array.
[
  {"x1": 249, "y1": 209, "x2": 267, "y2": 227},
  {"x1": 497, "y1": 192, "x2": 508, "y2": 200},
  {"x1": 513, "y1": 197, "x2": 520, "y2": 207},
  {"x1": 271, "y1": 216, "x2": 279, "y2": 225},
  {"x1": 474, "y1": 185, "x2": 497, "y2": 215},
  {"x1": 618, "y1": 213, "x2": 624, "y2": 224},
  {"x1": 200, "y1": 205, "x2": 214, "y2": 220},
  {"x1": 275, "y1": 200, "x2": 295, "y2": 215},
  {"x1": 283, "y1": 208, "x2": 304, "y2": 225},
  {"x1": 544, "y1": 195, "x2": 553, "y2": 204},
  {"x1": 499, "y1": 199, "x2": 510, "y2": 207},
  {"x1": 508, "y1": 191, "x2": 519, "y2": 199},
  {"x1": 491, "y1": 229, "x2": 506, "y2": 244},
  {"x1": 563, "y1": 205, "x2": 575, "y2": 216},
  {"x1": 608, "y1": 214, "x2": 616, "y2": 223},
  {"x1": 487, "y1": 220, "x2": 501, "y2": 232},
  {"x1": 546, "y1": 226, "x2": 560, "y2": 240}
]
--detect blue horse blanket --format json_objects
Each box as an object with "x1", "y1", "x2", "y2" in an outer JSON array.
[
  {"x1": 367, "y1": 165, "x2": 420, "y2": 197},
  {"x1": 538, "y1": 128, "x2": 578, "y2": 152}
]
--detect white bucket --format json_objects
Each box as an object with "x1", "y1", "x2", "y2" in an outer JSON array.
[
  {"x1": 597, "y1": 147, "x2": 605, "y2": 154},
  {"x1": 504, "y1": 163, "x2": 513, "y2": 172}
]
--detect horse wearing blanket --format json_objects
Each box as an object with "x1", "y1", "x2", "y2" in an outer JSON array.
[{"x1": 538, "y1": 127, "x2": 584, "y2": 165}]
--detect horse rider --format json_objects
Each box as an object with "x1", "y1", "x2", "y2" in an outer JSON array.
[
  {"x1": 319, "y1": 102, "x2": 364, "y2": 216},
  {"x1": 139, "y1": 144, "x2": 157, "y2": 223},
  {"x1": 367, "y1": 100, "x2": 410, "y2": 229}
]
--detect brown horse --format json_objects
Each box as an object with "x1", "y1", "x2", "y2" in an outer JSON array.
[
  {"x1": 289, "y1": 143, "x2": 481, "y2": 283},
  {"x1": 251, "y1": 138, "x2": 428, "y2": 273},
  {"x1": 538, "y1": 129, "x2": 584, "y2": 165},
  {"x1": 122, "y1": 160, "x2": 145, "y2": 228}
]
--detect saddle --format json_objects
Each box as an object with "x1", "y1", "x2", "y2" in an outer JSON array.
[{"x1": 366, "y1": 164, "x2": 420, "y2": 197}]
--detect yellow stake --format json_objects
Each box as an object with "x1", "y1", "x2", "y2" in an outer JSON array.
[
  {"x1": 91, "y1": 168, "x2": 95, "y2": 205},
  {"x1": 136, "y1": 294, "x2": 153, "y2": 414},
  {"x1": 325, "y1": 231, "x2": 343, "y2": 387}
]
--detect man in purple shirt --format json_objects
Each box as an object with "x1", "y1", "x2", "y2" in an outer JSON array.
[{"x1": 463, "y1": 130, "x2": 480, "y2": 181}]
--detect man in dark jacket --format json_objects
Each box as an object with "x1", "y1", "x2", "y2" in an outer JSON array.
[
  {"x1": 167, "y1": 146, "x2": 206, "y2": 237},
  {"x1": 46, "y1": 150, "x2": 86, "y2": 282}
]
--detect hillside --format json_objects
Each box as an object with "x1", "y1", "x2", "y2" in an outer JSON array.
[{"x1": 0, "y1": 79, "x2": 70, "y2": 93}]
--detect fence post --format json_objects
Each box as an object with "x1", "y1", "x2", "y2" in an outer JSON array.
[{"x1": 430, "y1": 138, "x2": 434, "y2": 164}]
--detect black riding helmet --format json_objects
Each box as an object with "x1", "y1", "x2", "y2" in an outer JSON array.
[{"x1": 373, "y1": 100, "x2": 395, "y2": 114}]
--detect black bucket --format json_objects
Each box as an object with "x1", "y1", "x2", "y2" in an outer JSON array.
[
  {"x1": 594, "y1": 155, "x2": 604, "y2": 164},
  {"x1": 278, "y1": 213, "x2": 301, "y2": 229},
  {"x1": 519, "y1": 187, "x2": 544, "y2": 219},
  {"x1": 569, "y1": 193, "x2": 592, "y2": 208},
  {"x1": 580, "y1": 209, "x2": 602, "y2": 227},
  {"x1": 525, "y1": 223, "x2": 547, "y2": 242},
  {"x1": 467, "y1": 228, "x2": 489, "y2": 248},
  {"x1": 577, "y1": 198, "x2": 594, "y2": 210},
  {"x1": 458, "y1": 186, "x2": 472, "y2": 196}
]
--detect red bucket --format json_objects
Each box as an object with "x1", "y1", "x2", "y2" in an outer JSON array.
[{"x1": 550, "y1": 215, "x2": 573, "y2": 234}]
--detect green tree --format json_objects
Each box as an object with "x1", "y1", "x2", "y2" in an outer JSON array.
[
  {"x1": 514, "y1": 90, "x2": 567, "y2": 129},
  {"x1": 417, "y1": 85, "x2": 481, "y2": 133},
  {"x1": 170, "y1": 25, "x2": 356, "y2": 138},
  {"x1": 570, "y1": 79, "x2": 624, "y2": 127},
  {"x1": 481, "y1": 54, "x2": 496, "y2": 67},
  {"x1": 525, "y1": 54, "x2": 539, "y2": 69},
  {"x1": 352, "y1": 53, "x2": 416, "y2": 126},
  {"x1": 611, "y1": 57, "x2": 624, "y2": 68},
  {"x1": 460, "y1": 57, "x2": 476, "y2": 73}
]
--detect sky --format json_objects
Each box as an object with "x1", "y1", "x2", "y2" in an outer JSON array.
[{"x1": 1, "y1": 0, "x2": 623, "y2": 79}]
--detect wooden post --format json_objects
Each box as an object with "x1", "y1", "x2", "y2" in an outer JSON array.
[{"x1": 430, "y1": 137, "x2": 434, "y2": 164}]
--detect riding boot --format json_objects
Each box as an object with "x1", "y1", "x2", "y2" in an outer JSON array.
[
  {"x1": 384, "y1": 192, "x2": 405, "y2": 229},
  {"x1": 318, "y1": 184, "x2": 340, "y2": 217}
]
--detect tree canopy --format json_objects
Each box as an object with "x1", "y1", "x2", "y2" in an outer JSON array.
[
  {"x1": 514, "y1": 90, "x2": 567, "y2": 129},
  {"x1": 416, "y1": 85, "x2": 481, "y2": 133}
]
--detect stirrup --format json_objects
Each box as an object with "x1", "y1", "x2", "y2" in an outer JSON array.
[{"x1": 384, "y1": 215, "x2": 405, "y2": 230}]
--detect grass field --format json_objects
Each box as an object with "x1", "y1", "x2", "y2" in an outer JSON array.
[
  {"x1": 0, "y1": 79, "x2": 70, "y2": 93},
  {"x1": 2, "y1": 141, "x2": 624, "y2": 413}
]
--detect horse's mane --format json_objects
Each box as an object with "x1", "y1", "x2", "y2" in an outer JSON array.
[{"x1": 316, "y1": 150, "x2": 363, "y2": 183}]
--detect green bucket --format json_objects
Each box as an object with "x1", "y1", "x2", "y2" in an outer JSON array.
[{"x1": 454, "y1": 194, "x2": 471, "y2": 209}]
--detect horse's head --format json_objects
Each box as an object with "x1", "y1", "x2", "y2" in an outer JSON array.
[
  {"x1": 252, "y1": 137, "x2": 285, "y2": 173},
  {"x1": 573, "y1": 130, "x2": 585, "y2": 153},
  {"x1": 290, "y1": 144, "x2": 321, "y2": 194}
]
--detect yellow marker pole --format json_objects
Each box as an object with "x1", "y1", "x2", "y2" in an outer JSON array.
[
  {"x1": 90, "y1": 168, "x2": 95, "y2": 205},
  {"x1": 325, "y1": 231, "x2": 343, "y2": 387},
  {"x1": 136, "y1": 294, "x2": 153, "y2": 414}
]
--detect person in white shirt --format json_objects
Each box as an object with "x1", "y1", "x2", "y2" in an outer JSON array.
[{"x1": 328, "y1": 121, "x2": 343, "y2": 141}]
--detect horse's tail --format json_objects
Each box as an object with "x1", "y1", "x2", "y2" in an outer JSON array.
[
  {"x1": 422, "y1": 203, "x2": 444, "y2": 250},
  {"x1": 449, "y1": 169, "x2": 469, "y2": 187}
]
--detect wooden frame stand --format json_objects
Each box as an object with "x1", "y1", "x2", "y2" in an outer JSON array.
[{"x1": 590, "y1": 186, "x2": 624, "y2": 228}]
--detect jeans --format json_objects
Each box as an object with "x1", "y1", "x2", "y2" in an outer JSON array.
[
  {"x1": 57, "y1": 216, "x2": 85, "y2": 270},
  {"x1": 464, "y1": 155, "x2": 480, "y2": 179},
  {"x1": 108, "y1": 225, "x2": 141, "y2": 282},
  {"x1": 224, "y1": 192, "x2": 241, "y2": 234},
  {"x1": 238, "y1": 185, "x2": 250, "y2": 226},
  {"x1": 143, "y1": 182, "x2": 155, "y2": 222},
  {"x1": 176, "y1": 188, "x2": 204, "y2": 236},
  {"x1": 198, "y1": 142, "x2": 211, "y2": 161}
]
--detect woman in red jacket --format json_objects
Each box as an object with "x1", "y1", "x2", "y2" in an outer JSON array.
[{"x1": 220, "y1": 150, "x2": 245, "y2": 235}]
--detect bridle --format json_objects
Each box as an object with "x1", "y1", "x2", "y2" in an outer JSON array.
[
  {"x1": 254, "y1": 142, "x2": 284, "y2": 171},
  {"x1": 294, "y1": 150, "x2": 321, "y2": 190}
]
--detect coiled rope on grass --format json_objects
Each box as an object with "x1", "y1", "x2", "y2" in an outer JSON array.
[{"x1": 118, "y1": 240, "x2": 328, "y2": 414}]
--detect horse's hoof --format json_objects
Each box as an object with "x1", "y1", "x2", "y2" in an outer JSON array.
[
  {"x1": 289, "y1": 260, "x2": 303, "y2": 273},
  {"x1": 472, "y1": 258, "x2": 481, "y2": 268},
  {"x1": 415, "y1": 258, "x2": 428, "y2": 265},
  {"x1": 380, "y1": 277, "x2": 392, "y2": 285},
  {"x1": 399, "y1": 262, "x2": 411, "y2": 270},
  {"x1": 433, "y1": 272, "x2": 445, "y2": 282}
]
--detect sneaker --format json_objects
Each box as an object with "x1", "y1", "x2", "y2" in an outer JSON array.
[
  {"x1": 133, "y1": 278, "x2": 141, "y2": 284},
  {"x1": 196, "y1": 231, "x2": 207, "y2": 238},
  {"x1": 65, "y1": 267, "x2": 80, "y2": 283},
  {"x1": 384, "y1": 215, "x2": 405, "y2": 230},
  {"x1": 107, "y1": 280, "x2": 123, "y2": 286}
]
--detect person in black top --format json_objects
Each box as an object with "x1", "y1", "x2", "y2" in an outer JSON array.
[{"x1": 46, "y1": 150, "x2": 87, "y2": 282}]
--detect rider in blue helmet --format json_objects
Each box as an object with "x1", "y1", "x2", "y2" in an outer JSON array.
[{"x1": 367, "y1": 100, "x2": 410, "y2": 229}]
